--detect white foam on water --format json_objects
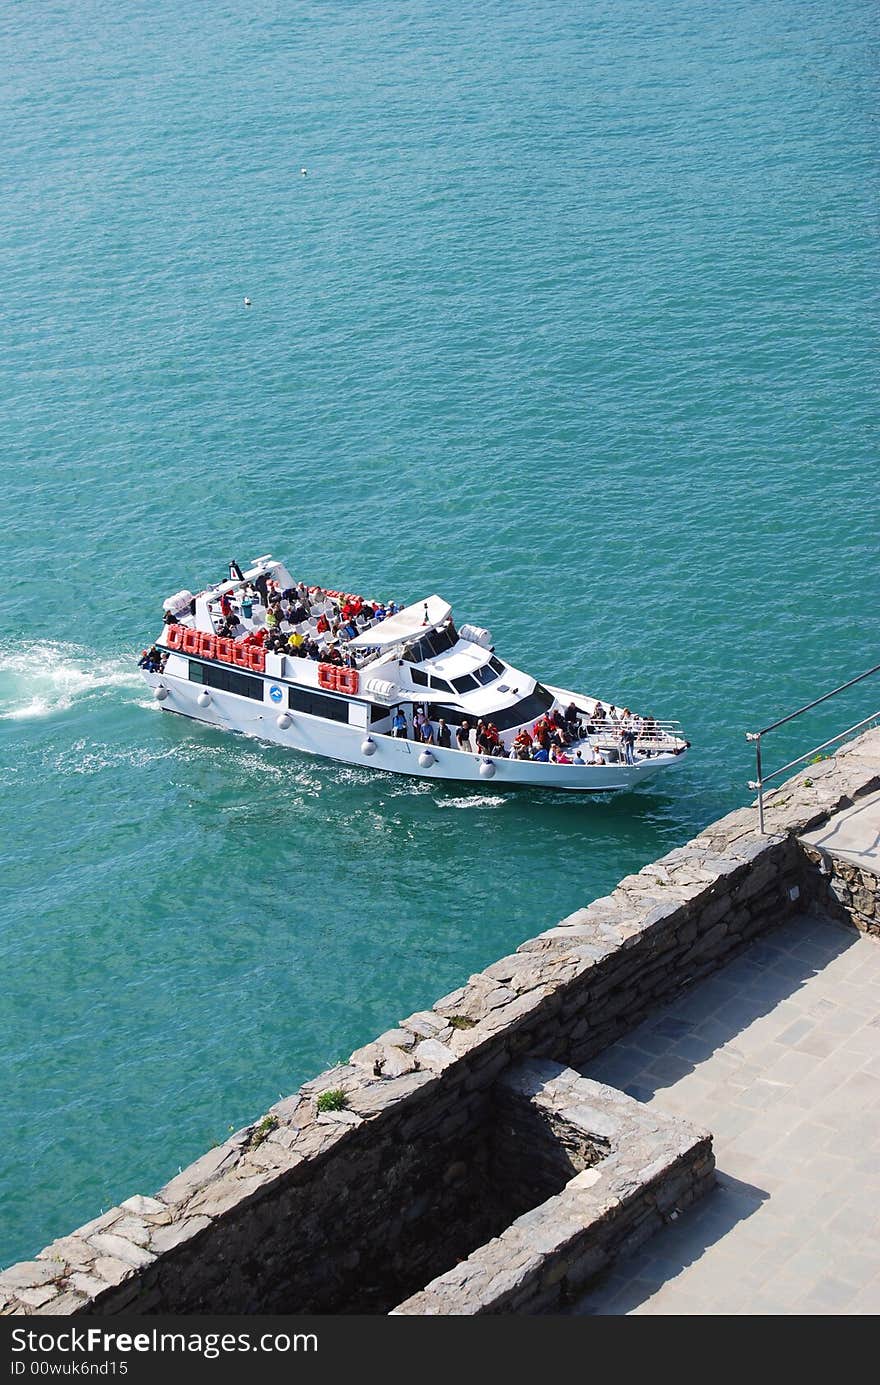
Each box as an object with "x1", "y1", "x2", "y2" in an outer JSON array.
[
  {"x1": 0, "y1": 640, "x2": 141, "y2": 721},
  {"x1": 50, "y1": 739, "x2": 182, "y2": 777},
  {"x1": 435, "y1": 794, "x2": 507, "y2": 809}
]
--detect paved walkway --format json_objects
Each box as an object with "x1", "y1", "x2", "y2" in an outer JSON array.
[
  {"x1": 800, "y1": 787, "x2": 880, "y2": 871},
  {"x1": 573, "y1": 913, "x2": 880, "y2": 1315}
]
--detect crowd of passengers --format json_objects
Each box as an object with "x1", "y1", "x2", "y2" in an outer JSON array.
[
  {"x1": 391, "y1": 701, "x2": 660, "y2": 765},
  {"x1": 161, "y1": 572, "x2": 398, "y2": 668},
  {"x1": 138, "y1": 646, "x2": 168, "y2": 672}
]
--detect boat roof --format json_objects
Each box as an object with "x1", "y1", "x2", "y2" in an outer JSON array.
[{"x1": 347, "y1": 595, "x2": 452, "y2": 649}]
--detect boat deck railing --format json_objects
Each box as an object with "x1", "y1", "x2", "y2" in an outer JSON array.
[{"x1": 746, "y1": 662, "x2": 880, "y2": 833}]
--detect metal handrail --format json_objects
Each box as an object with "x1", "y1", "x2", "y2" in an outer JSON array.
[{"x1": 746, "y1": 662, "x2": 880, "y2": 833}]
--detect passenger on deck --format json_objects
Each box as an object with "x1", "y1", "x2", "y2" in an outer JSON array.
[
  {"x1": 254, "y1": 572, "x2": 270, "y2": 607},
  {"x1": 391, "y1": 708, "x2": 408, "y2": 739},
  {"x1": 533, "y1": 745, "x2": 550, "y2": 762},
  {"x1": 621, "y1": 727, "x2": 636, "y2": 765},
  {"x1": 475, "y1": 720, "x2": 494, "y2": 754},
  {"x1": 219, "y1": 591, "x2": 233, "y2": 621},
  {"x1": 436, "y1": 719, "x2": 451, "y2": 749},
  {"x1": 138, "y1": 646, "x2": 163, "y2": 672},
  {"x1": 163, "y1": 608, "x2": 180, "y2": 626},
  {"x1": 564, "y1": 701, "x2": 580, "y2": 736},
  {"x1": 512, "y1": 728, "x2": 533, "y2": 758},
  {"x1": 420, "y1": 720, "x2": 435, "y2": 745},
  {"x1": 455, "y1": 720, "x2": 472, "y2": 751},
  {"x1": 550, "y1": 744, "x2": 572, "y2": 764}
]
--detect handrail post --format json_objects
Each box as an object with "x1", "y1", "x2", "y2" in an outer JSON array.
[{"x1": 746, "y1": 731, "x2": 764, "y2": 833}]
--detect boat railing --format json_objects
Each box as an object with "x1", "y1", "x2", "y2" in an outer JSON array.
[{"x1": 746, "y1": 662, "x2": 880, "y2": 833}]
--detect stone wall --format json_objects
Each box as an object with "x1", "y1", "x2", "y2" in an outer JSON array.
[
  {"x1": 3, "y1": 727, "x2": 879, "y2": 1317},
  {"x1": 800, "y1": 846, "x2": 880, "y2": 939},
  {"x1": 393, "y1": 1060, "x2": 713, "y2": 1315}
]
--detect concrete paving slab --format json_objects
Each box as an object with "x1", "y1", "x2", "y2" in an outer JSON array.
[
  {"x1": 800, "y1": 787, "x2": 880, "y2": 869},
  {"x1": 572, "y1": 913, "x2": 880, "y2": 1316}
]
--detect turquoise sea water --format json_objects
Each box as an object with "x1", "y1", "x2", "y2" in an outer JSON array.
[{"x1": 1, "y1": 0, "x2": 878, "y2": 1268}]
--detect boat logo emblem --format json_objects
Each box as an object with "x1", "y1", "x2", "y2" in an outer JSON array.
[{"x1": 269, "y1": 684, "x2": 283, "y2": 703}]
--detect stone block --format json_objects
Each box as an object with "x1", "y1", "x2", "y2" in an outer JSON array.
[
  {"x1": 13, "y1": 1284, "x2": 59, "y2": 1308},
  {"x1": 86, "y1": 1235, "x2": 156, "y2": 1271},
  {"x1": 120, "y1": 1195, "x2": 166, "y2": 1218},
  {"x1": 402, "y1": 1011, "x2": 448, "y2": 1038},
  {"x1": 158, "y1": 1143, "x2": 238, "y2": 1204},
  {"x1": 91, "y1": 1256, "x2": 136, "y2": 1288},
  {"x1": 34, "y1": 1291, "x2": 87, "y2": 1315},
  {"x1": 375, "y1": 1028, "x2": 416, "y2": 1050},
  {"x1": 380, "y1": 1046, "x2": 418, "y2": 1078},
  {"x1": 0, "y1": 1260, "x2": 59, "y2": 1291}
]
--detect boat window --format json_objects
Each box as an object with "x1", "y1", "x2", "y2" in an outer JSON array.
[
  {"x1": 429, "y1": 675, "x2": 454, "y2": 694},
  {"x1": 451, "y1": 673, "x2": 479, "y2": 694},
  {"x1": 472, "y1": 662, "x2": 500, "y2": 687},
  {"x1": 489, "y1": 656, "x2": 505, "y2": 675},
  {"x1": 431, "y1": 684, "x2": 554, "y2": 733},
  {"x1": 189, "y1": 660, "x2": 263, "y2": 701},
  {"x1": 488, "y1": 684, "x2": 555, "y2": 731},
  {"x1": 401, "y1": 621, "x2": 459, "y2": 664},
  {"x1": 370, "y1": 705, "x2": 391, "y2": 725},
  {"x1": 425, "y1": 622, "x2": 457, "y2": 657},
  {"x1": 288, "y1": 686, "x2": 350, "y2": 723},
  {"x1": 410, "y1": 668, "x2": 428, "y2": 687}
]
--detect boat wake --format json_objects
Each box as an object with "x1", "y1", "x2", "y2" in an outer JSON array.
[
  {"x1": 436, "y1": 794, "x2": 507, "y2": 810},
  {"x1": 0, "y1": 641, "x2": 140, "y2": 721}
]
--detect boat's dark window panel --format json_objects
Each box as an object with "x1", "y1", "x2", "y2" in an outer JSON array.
[
  {"x1": 451, "y1": 672, "x2": 479, "y2": 694},
  {"x1": 370, "y1": 706, "x2": 391, "y2": 725},
  {"x1": 188, "y1": 660, "x2": 263, "y2": 701},
  {"x1": 288, "y1": 686, "x2": 349, "y2": 723},
  {"x1": 425, "y1": 623, "x2": 457, "y2": 658},
  {"x1": 402, "y1": 621, "x2": 458, "y2": 664},
  {"x1": 429, "y1": 675, "x2": 454, "y2": 693},
  {"x1": 431, "y1": 684, "x2": 554, "y2": 733},
  {"x1": 410, "y1": 668, "x2": 428, "y2": 687},
  {"x1": 472, "y1": 662, "x2": 500, "y2": 687},
  {"x1": 489, "y1": 684, "x2": 554, "y2": 731},
  {"x1": 489, "y1": 656, "x2": 505, "y2": 675}
]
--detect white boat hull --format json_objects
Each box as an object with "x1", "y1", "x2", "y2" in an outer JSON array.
[{"x1": 142, "y1": 671, "x2": 685, "y2": 794}]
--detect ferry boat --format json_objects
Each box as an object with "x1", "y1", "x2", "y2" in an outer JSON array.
[{"x1": 138, "y1": 555, "x2": 689, "y2": 793}]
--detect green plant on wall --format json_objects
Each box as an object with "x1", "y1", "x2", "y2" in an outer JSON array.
[
  {"x1": 251, "y1": 1115, "x2": 278, "y2": 1147},
  {"x1": 316, "y1": 1088, "x2": 348, "y2": 1113}
]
